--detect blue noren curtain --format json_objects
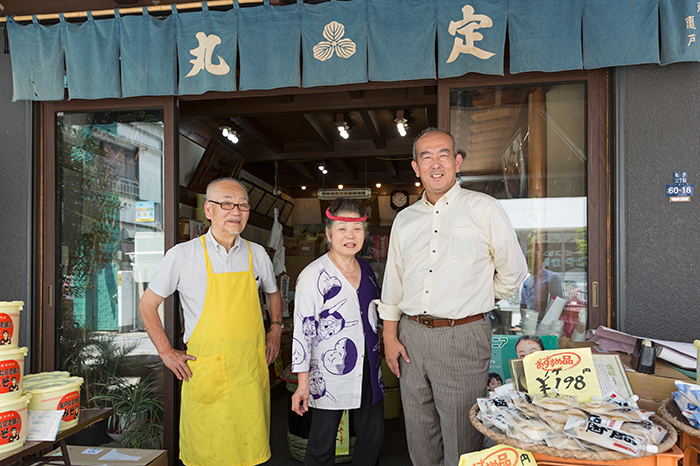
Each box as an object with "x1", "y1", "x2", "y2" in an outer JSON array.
[
  {"x1": 437, "y1": 0, "x2": 508, "y2": 78},
  {"x1": 301, "y1": 0, "x2": 368, "y2": 88},
  {"x1": 7, "y1": 15, "x2": 65, "y2": 101},
  {"x1": 238, "y1": 0, "x2": 301, "y2": 91},
  {"x1": 120, "y1": 7, "x2": 177, "y2": 97},
  {"x1": 582, "y1": 0, "x2": 660, "y2": 69},
  {"x1": 368, "y1": 0, "x2": 436, "y2": 81},
  {"x1": 176, "y1": 1, "x2": 238, "y2": 96},
  {"x1": 508, "y1": 0, "x2": 583, "y2": 74},
  {"x1": 62, "y1": 12, "x2": 121, "y2": 99},
  {"x1": 659, "y1": 0, "x2": 700, "y2": 65}
]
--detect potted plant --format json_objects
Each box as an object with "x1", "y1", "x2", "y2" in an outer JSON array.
[{"x1": 91, "y1": 375, "x2": 164, "y2": 449}]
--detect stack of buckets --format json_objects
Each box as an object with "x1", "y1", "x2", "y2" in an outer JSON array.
[
  {"x1": 0, "y1": 301, "x2": 31, "y2": 454},
  {"x1": 0, "y1": 301, "x2": 84, "y2": 455}
]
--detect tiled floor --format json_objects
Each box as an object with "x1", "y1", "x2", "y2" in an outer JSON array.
[{"x1": 262, "y1": 391, "x2": 413, "y2": 466}]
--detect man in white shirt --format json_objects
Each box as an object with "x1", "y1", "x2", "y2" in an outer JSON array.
[
  {"x1": 379, "y1": 129, "x2": 528, "y2": 466},
  {"x1": 139, "y1": 178, "x2": 282, "y2": 466}
]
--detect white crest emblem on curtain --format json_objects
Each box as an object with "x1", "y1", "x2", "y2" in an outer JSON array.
[{"x1": 313, "y1": 21, "x2": 356, "y2": 61}]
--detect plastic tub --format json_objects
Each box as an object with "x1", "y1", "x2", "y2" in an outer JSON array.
[
  {"x1": 0, "y1": 302, "x2": 23, "y2": 349},
  {"x1": 23, "y1": 371, "x2": 70, "y2": 386},
  {"x1": 0, "y1": 347, "x2": 27, "y2": 400},
  {"x1": 0, "y1": 392, "x2": 31, "y2": 454},
  {"x1": 27, "y1": 377, "x2": 83, "y2": 431}
]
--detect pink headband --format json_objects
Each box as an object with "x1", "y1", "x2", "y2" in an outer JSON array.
[{"x1": 325, "y1": 207, "x2": 367, "y2": 222}]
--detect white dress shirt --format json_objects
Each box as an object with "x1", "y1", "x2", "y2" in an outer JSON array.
[
  {"x1": 379, "y1": 182, "x2": 528, "y2": 321},
  {"x1": 147, "y1": 230, "x2": 278, "y2": 343}
]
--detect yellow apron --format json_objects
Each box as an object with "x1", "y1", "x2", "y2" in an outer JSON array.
[{"x1": 180, "y1": 236, "x2": 271, "y2": 466}]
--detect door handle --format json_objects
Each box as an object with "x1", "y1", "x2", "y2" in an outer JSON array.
[{"x1": 591, "y1": 281, "x2": 598, "y2": 308}]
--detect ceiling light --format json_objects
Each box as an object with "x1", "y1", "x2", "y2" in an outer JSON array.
[
  {"x1": 219, "y1": 125, "x2": 230, "y2": 138},
  {"x1": 376, "y1": 183, "x2": 382, "y2": 188},
  {"x1": 394, "y1": 110, "x2": 409, "y2": 137},
  {"x1": 336, "y1": 113, "x2": 350, "y2": 140},
  {"x1": 227, "y1": 131, "x2": 239, "y2": 144},
  {"x1": 338, "y1": 184, "x2": 344, "y2": 190},
  {"x1": 415, "y1": 181, "x2": 421, "y2": 187},
  {"x1": 301, "y1": 186, "x2": 307, "y2": 190}
]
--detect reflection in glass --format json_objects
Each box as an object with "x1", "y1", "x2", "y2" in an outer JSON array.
[
  {"x1": 450, "y1": 83, "x2": 588, "y2": 339},
  {"x1": 56, "y1": 109, "x2": 165, "y2": 448}
]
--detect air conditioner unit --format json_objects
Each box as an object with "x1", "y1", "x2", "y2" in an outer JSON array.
[{"x1": 316, "y1": 188, "x2": 372, "y2": 200}]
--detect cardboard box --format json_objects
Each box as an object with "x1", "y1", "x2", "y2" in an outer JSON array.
[
  {"x1": 48, "y1": 446, "x2": 166, "y2": 466},
  {"x1": 298, "y1": 237, "x2": 325, "y2": 257},
  {"x1": 283, "y1": 238, "x2": 298, "y2": 256},
  {"x1": 618, "y1": 352, "x2": 695, "y2": 413}
]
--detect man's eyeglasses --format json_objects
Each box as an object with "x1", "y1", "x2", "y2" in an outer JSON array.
[{"x1": 207, "y1": 200, "x2": 251, "y2": 212}]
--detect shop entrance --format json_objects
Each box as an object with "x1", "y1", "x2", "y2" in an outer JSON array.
[{"x1": 39, "y1": 69, "x2": 607, "y2": 466}]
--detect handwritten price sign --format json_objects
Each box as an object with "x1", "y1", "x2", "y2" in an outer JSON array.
[
  {"x1": 458, "y1": 444, "x2": 537, "y2": 466},
  {"x1": 523, "y1": 347, "x2": 601, "y2": 402}
]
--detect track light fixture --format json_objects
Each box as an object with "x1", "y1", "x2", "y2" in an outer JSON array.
[
  {"x1": 394, "y1": 110, "x2": 409, "y2": 137},
  {"x1": 219, "y1": 125, "x2": 239, "y2": 144},
  {"x1": 318, "y1": 163, "x2": 328, "y2": 175}
]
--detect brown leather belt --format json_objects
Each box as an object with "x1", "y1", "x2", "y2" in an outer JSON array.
[{"x1": 408, "y1": 313, "x2": 487, "y2": 328}]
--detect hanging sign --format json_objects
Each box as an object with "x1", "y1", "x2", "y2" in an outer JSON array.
[
  {"x1": 523, "y1": 347, "x2": 601, "y2": 402},
  {"x1": 458, "y1": 444, "x2": 538, "y2": 466},
  {"x1": 666, "y1": 171, "x2": 694, "y2": 202}
]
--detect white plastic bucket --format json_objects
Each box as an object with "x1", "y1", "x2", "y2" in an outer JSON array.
[
  {"x1": 0, "y1": 392, "x2": 31, "y2": 454},
  {"x1": 27, "y1": 377, "x2": 83, "y2": 431},
  {"x1": 0, "y1": 347, "x2": 27, "y2": 401},
  {"x1": 0, "y1": 302, "x2": 22, "y2": 349}
]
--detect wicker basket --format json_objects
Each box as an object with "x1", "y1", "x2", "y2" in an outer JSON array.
[
  {"x1": 659, "y1": 394, "x2": 700, "y2": 438},
  {"x1": 469, "y1": 403, "x2": 678, "y2": 461}
]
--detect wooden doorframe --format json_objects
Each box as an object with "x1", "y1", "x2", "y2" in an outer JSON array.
[
  {"x1": 38, "y1": 96, "x2": 180, "y2": 466},
  {"x1": 437, "y1": 69, "x2": 612, "y2": 330}
]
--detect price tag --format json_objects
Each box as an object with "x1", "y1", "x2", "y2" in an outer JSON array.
[
  {"x1": 523, "y1": 347, "x2": 601, "y2": 402},
  {"x1": 458, "y1": 444, "x2": 538, "y2": 466}
]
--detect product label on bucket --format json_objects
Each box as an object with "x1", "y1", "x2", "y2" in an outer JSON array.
[
  {"x1": 0, "y1": 411, "x2": 22, "y2": 445},
  {"x1": 59, "y1": 391, "x2": 80, "y2": 422},
  {"x1": 0, "y1": 361, "x2": 21, "y2": 394},
  {"x1": 0, "y1": 314, "x2": 13, "y2": 346}
]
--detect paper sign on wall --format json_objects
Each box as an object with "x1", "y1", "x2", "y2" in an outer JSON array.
[
  {"x1": 523, "y1": 347, "x2": 601, "y2": 402},
  {"x1": 458, "y1": 444, "x2": 538, "y2": 466},
  {"x1": 135, "y1": 201, "x2": 155, "y2": 222}
]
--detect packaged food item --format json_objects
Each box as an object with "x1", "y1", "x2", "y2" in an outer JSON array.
[
  {"x1": 535, "y1": 406, "x2": 570, "y2": 433},
  {"x1": 499, "y1": 408, "x2": 556, "y2": 442},
  {"x1": 579, "y1": 399, "x2": 621, "y2": 414},
  {"x1": 673, "y1": 391, "x2": 700, "y2": 428},
  {"x1": 481, "y1": 414, "x2": 509, "y2": 433},
  {"x1": 603, "y1": 408, "x2": 654, "y2": 422},
  {"x1": 602, "y1": 391, "x2": 639, "y2": 409},
  {"x1": 619, "y1": 420, "x2": 667, "y2": 445},
  {"x1": 476, "y1": 397, "x2": 511, "y2": 415},
  {"x1": 587, "y1": 414, "x2": 624, "y2": 430},
  {"x1": 531, "y1": 393, "x2": 578, "y2": 411},
  {"x1": 509, "y1": 391, "x2": 539, "y2": 417},
  {"x1": 563, "y1": 417, "x2": 658, "y2": 457},
  {"x1": 675, "y1": 381, "x2": 700, "y2": 406}
]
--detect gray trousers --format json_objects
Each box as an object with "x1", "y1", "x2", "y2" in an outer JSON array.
[{"x1": 398, "y1": 314, "x2": 491, "y2": 466}]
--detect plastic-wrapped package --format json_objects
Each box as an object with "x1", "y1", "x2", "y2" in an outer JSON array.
[
  {"x1": 563, "y1": 417, "x2": 658, "y2": 457},
  {"x1": 619, "y1": 420, "x2": 667, "y2": 445},
  {"x1": 531, "y1": 393, "x2": 579, "y2": 411},
  {"x1": 499, "y1": 408, "x2": 556, "y2": 442},
  {"x1": 545, "y1": 435, "x2": 587, "y2": 451}
]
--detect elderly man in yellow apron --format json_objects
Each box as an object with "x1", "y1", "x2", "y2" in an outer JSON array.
[{"x1": 139, "y1": 177, "x2": 283, "y2": 466}]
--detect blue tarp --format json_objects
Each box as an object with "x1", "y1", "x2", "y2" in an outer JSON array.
[{"x1": 6, "y1": 0, "x2": 699, "y2": 101}]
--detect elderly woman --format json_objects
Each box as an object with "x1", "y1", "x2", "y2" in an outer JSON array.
[{"x1": 291, "y1": 198, "x2": 384, "y2": 466}]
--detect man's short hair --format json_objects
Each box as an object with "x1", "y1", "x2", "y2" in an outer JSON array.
[
  {"x1": 412, "y1": 128, "x2": 458, "y2": 161},
  {"x1": 205, "y1": 178, "x2": 248, "y2": 200}
]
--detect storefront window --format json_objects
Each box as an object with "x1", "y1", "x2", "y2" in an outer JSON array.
[
  {"x1": 450, "y1": 83, "x2": 588, "y2": 342},
  {"x1": 55, "y1": 109, "x2": 165, "y2": 446}
]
